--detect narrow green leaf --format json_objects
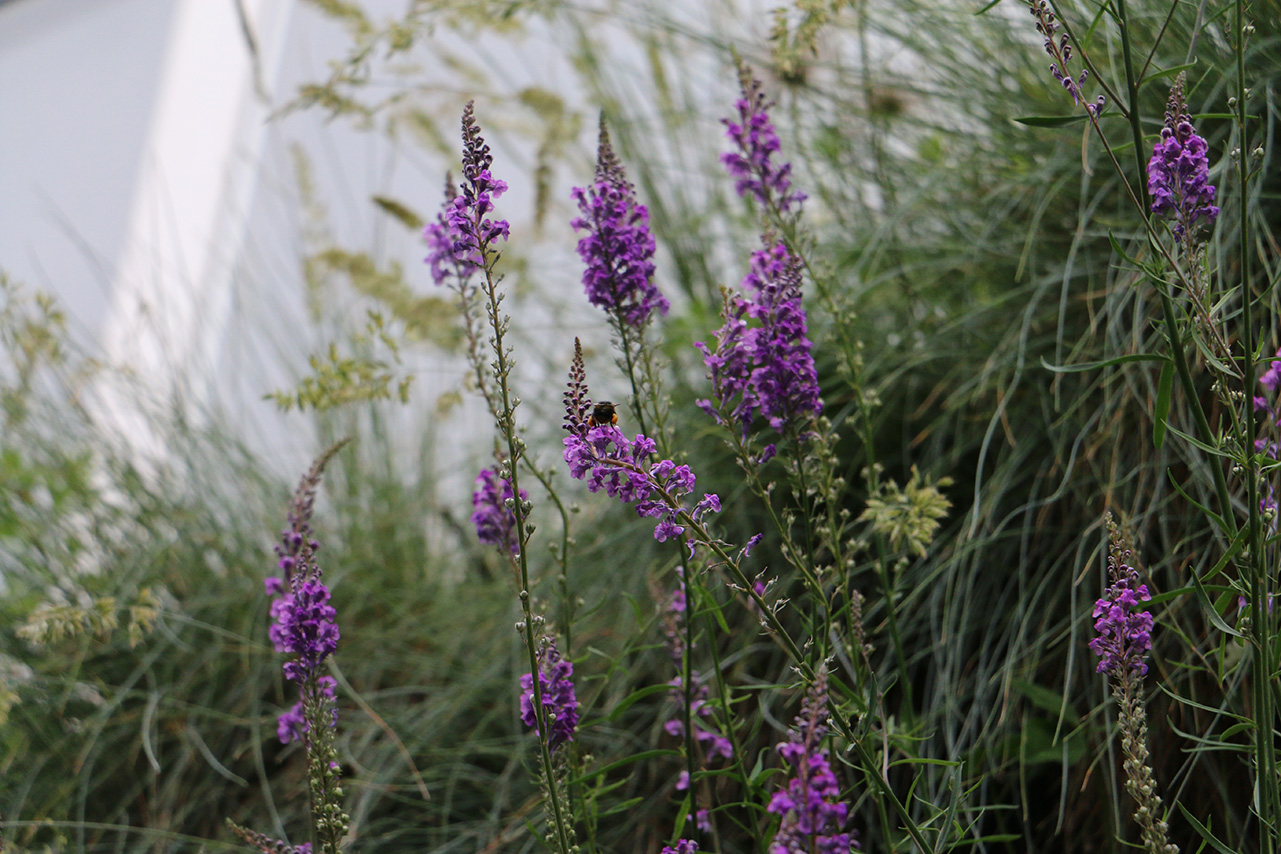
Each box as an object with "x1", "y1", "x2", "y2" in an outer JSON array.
[
  {"x1": 1177, "y1": 803, "x2": 1238, "y2": 854},
  {"x1": 1015, "y1": 115, "x2": 1087, "y2": 128},
  {"x1": 568, "y1": 749, "x2": 680, "y2": 784},
  {"x1": 1165, "y1": 424, "x2": 1233, "y2": 459},
  {"x1": 1040, "y1": 353, "x2": 1164, "y2": 373},
  {"x1": 1190, "y1": 568, "x2": 1245, "y2": 638},
  {"x1": 1154, "y1": 358, "x2": 1174, "y2": 449},
  {"x1": 598, "y1": 683, "x2": 672, "y2": 722}
]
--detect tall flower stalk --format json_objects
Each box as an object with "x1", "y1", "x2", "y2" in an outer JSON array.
[
  {"x1": 1090, "y1": 515, "x2": 1176, "y2": 854},
  {"x1": 767, "y1": 667, "x2": 857, "y2": 854},
  {"x1": 572, "y1": 116, "x2": 670, "y2": 442},
  {"x1": 259, "y1": 441, "x2": 350, "y2": 854},
  {"x1": 446, "y1": 101, "x2": 575, "y2": 854}
]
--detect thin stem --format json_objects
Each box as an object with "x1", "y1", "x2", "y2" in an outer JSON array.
[{"x1": 475, "y1": 225, "x2": 574, "y2": 854}]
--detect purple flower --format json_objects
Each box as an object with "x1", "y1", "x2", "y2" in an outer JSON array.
[
  {"x1": 265, "y1": 449, "x2": 345, "y2": 744},
  {"x1": 571, "y1": 119, "x2": 668, "y2": 326},
  {"x1": 520, "y1": 637, "x2": 579, "y2": 750},
  {"x1": 276, "y1": 676, "x2": 337, "y2": 744},
  {"x1": 1259, "y1": 348, "x2": 1281, "y2": 392},
  {"x1": 767, "y1": 668, "x2": 857, "y2": 854},
  {"x1": 471, "y1": 466, "x2": 527, "y2": 554},
  {"x1": 269, "y1": 580, "x2": 339, "y2": 683},
  {"x1": 423, "y1": 174, "x2": 477, "y2": 285},
  {"x1": 1027, "y1": 0, "x2": 1106, "y2": 116},
  {"x1": 448, "y1": 102, "x2": 510, "y2": 263},
  {"x1": 662, "y1": 841, "x2": 699, "y2": 854},
  {"x1": 721, "y1": 65, "x2": 805, "y2": 213},
  {"x1": 1088, "y1": 521, "x2": 1154, "y2": 677},
  {"x1": 563, "y1": 426, "x2": 712, "y2": 542},
  {"x1": 661, "y1": 575, "x2": 734, "y2": 764},
  {"x1": 1147, "y1": 74, "x2": 1218, "y2": 243},
  {"x1": 696, "y1": 239, "x2": 822, "y2": 436}
]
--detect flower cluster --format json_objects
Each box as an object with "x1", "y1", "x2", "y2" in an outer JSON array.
[
  {"x1": 1088, "y1": 518, "x2": 1154, "y2": 677},
  {"x1": 520, "y1": 637, "x2": 579, "y2": 750},
  {"x1": 563, "y1": 426, "x2": 718, "y2": 542},
  {"x1": 571, "y1": 119, "x2": 668, "y2": 327},
  {"x1": 448, "y1": 101, "x2": 510, "y2": 262},
  {"x1": 563, "y1": 342, "x2": 719, "y2": 542},
  {"x1": 662, "y1": 841, "x2": 699, "y2": 854},
  {"x1": 1028, "y1": 0, "x2": 1105, "y2": 116},
  {"x1": 471, "y1": 465, "x2": 526, "y2": 554},
  {"x1": 696, "y1": 239, "x2": 821, "y2": 437},
  {"x1": 1147, "y1": 74, "x2": 1218, "y2": 243},
  {"x1": 662, "y1": 578, "x2": 733, "y2": 767},
  {"x1": 265, "y1": 451, "x2": 343, "y2": 745},
  {"x1": 721, "y1": 64, "x2": 805, "y2": 213},
  {"x1": 423, "y1": 175, "x2": 475, "y2": 286},
  {"x1": 768, "y1": 668, "x2": 856, "y2": 854}
]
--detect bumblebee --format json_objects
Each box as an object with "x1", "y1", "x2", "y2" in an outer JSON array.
[{"x1": 587, "y1": 400, "x2": 619, "y2": 429}]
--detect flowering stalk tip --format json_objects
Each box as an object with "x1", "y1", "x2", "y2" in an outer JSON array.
[
  {"x1": 1147, "y1": 74, "x2": 1218, "y2": 243},
  {"x1": 1088, "y1": 516, "x2": 1154, "y2": 677},
  {"x1": 571, "y1": 116, "x2": 668, "y2": 326},
  {"x1": 722, "y1": 63, "x2": 806, "y2": 212},
  {"x1": 450, "y1": 101, "x2": 510, "y2": 264},
  {"x1": 1027, "y1": 0, "x2": 1105, "y2": 116},
  {"x1": 562, "y1": 347, "x2": 719, "y2": 543}
]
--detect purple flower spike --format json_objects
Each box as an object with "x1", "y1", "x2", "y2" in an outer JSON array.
[
  {"x1": 696, "y1": 238, "x2": 821, "y2": 437},
  {"x1": 265, "y1": 445, "x2": 346, "y2": 745},
  {"x1": 1088, "y1": 518, "x2": 1155, "y2": 677},
  {"x1": 563, "y1": 425, "x2": 712, "y2": 542},
  {"x1": 471, "y1": 465, "x2": 527, "y2": 554},
  {"x1": 1027, "y1": 0, "x2": 1106, "y2": 116},
  {"x1": 520, "y1": 637, "x2": 579, "y2": 750},
  {"x1": 1147, "y1": 74, "x2": 1218, "y2": 243},
  {"x1": 722, "y1": 64, "x2": 806, "y2": 213},
  {"x1": 571, "y1": 118, "x2": 668, "y2": 326},
  {"x1": 1260, "y1": 348, "x2": 1281, "y2": 392},
  {"x1": 448, "y1": 102, "x2": 510, "y2": 263},
  {"x1": 767, "y1": 668, "x2": 858, "y2": 853}
]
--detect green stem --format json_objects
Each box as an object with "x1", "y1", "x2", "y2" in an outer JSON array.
[
  {"x1": 478, "y1": 246, "x2": 574, "y2": 854},
  {"x1": 1233, "y1": 1, "x2": 1278, "y2": 846}
]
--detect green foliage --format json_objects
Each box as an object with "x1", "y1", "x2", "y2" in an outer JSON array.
[{"x1": 266, "y1": 311, "x2": 414, "y2": 412}]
